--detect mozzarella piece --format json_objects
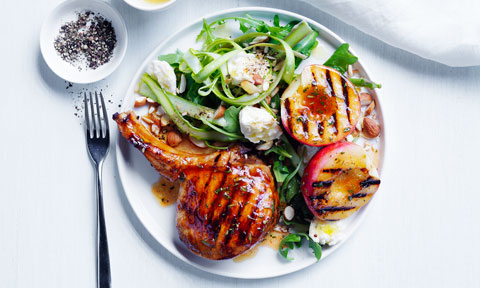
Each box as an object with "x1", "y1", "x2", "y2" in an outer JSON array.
[
  {"x1": 146, "y1": 60, "x2": 177, "y2": 95},
  {"x1": 309, "y1": 218, "x2": 346, "y2": 246},
  {"x1": 239, "y1": 106, "x2": 282, "y2": 144},
  {"x1": 227, "y1": 51, "x2": 270, "y2": 89}
]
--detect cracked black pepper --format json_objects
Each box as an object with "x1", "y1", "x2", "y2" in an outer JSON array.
[{"x1": 53, "y1": 10, "x2": 117, "y2": 70}]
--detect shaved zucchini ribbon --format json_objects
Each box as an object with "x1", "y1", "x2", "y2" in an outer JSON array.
[
  {"x1": 139, "y1": 24, "x2": 311, "y2": 141},
  {"x1": 142, "y1": 74, "x2": 242, "y2": 142},
  {"x1": 181, "y1": 32, "x2": 295, "y2": 107}
]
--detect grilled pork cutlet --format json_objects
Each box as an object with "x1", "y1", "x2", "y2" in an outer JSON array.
[{"x1": 113, "y1": 111, "x2": 279, "y2": 260}]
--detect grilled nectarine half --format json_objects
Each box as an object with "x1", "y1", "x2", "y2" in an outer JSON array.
[
  {"x1": 301, "y1": 142, "x2": 380, "y2": 220},
  {"x1": 281, "y1": 65, "x2": 361, "y2": 146}
]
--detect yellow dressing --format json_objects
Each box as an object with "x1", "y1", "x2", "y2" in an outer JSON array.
[{"x1": 145, "y1": 0, "x2": 170, "y2": 4}]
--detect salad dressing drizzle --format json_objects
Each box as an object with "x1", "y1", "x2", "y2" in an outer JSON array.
[{"x1": 152, "y1": 177, "x2": 180, "y2": 207}]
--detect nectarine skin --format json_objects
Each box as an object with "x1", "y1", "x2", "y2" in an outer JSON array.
[{"x1": 301, "y1": 142, "x2": 380, "y2": 220}]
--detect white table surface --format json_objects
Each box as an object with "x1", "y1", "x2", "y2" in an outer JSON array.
[{"x1": 1, "y1": 0, "x2": 480, "y2": 287}]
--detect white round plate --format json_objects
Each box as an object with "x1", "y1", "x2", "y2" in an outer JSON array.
[
  {"x1": 116, "y1": 7, "x2": 385, "y2": 279},
  {"x1": 123, "y1": 0, "x2": 177, "y2": 12},
  {"x1": 40, "y1": 0, "x2": 127, "y2": 84}
]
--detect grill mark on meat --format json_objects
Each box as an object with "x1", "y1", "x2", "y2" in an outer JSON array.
[
  {"x1": 208, "y1": 172, "x2": 229, "y2": 227},
  {"x1": 341, "y1": 77, "x2": 351, "y2": 124},
  {"x1": 213, "y1": 153, "x2": 221, "y2": 167},
  {"x1": 223, "y1": 218, "x2": 236, "y2": 247},
  {"x1": 245, "y1": 209, "x2": 259, "y2": 244},
  {"x1": 199, "y1": 170, "x2": 214, "y2": 223},
  {"x1": 223, "y1": 177, "x2": 250, "y2": 247},
  {"x1": 360, "y1": 178, "x2": 381, "y2": 188},
  {"x1": 226, "y1": 176, "x2": 253, "y2": 248},
  {"x1": 206, "y1": 153, "x2": 232, "y2": 223}
]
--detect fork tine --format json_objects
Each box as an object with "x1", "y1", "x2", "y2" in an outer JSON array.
[
  {"x1": 89, "y1": 92, "x2": 97, "y2": 138},
  {"x1": 95, "y1": 91, "x2": 103, "y2": 138},
  {"x1": 99, "y1": 92, "x2": 110, "y2": 137},
  {"x1": 84, "y1": 92, "x2": 91, "y2": 138}
]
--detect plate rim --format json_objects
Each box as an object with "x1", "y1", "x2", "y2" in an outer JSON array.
[{"x1": 115, "y1": 6, "x2": 386, "y2": 279}]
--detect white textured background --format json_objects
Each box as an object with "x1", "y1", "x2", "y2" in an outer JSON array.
[{"x1": 1, "y1": 0, "x2": 479, "y2": 287}]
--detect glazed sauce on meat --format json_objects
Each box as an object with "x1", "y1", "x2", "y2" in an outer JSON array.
[
  {"x1": 152, "y1": 177, "x2": 180, "y2": 207},
  {"x1": 233, "y1": 230, "x2": 288, "y2": 263}
]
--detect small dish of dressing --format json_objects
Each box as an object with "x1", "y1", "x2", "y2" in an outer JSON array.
[{"x1": 123, "y1": 0, "x2": 177, "y2": 12}]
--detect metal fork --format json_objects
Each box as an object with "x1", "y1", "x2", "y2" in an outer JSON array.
[{"x1": 84, "y1": 91, "x2": 111, "y2": 288}]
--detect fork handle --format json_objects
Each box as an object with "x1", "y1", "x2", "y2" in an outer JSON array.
[{"x1": 96, "y1": 165, "x2": 111, "y2": 288}]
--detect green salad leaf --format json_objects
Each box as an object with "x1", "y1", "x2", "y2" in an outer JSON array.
[
  {"x1": 265, "y1": 144, "x2": 292, "y2": 160},
  {"x1": 223, "y1": 106, "x2": 242, "y2": 133},
  {"x1": 323, "y1": 43, "x2": 358, "y2": 74},
  {"x1": 185, "y1": 74, "x2": 206, "y2": 105},
  {"x1": 279, "y1": 233, "x2": 322, "y2": 261},
  {"x1": 349, "y1": 78, "x2": 382, "y2": 89},
  {"x1": 269, "y1": 16, "x2": 299, "y2": 40},
  {"x1": 273, "y1": 160, "x2": 291, "y2": 183},
  {"x1": 197, "y1": 19, "x2": 217, "y2": 45},
  {"x1": 283, "y1": 175, "x2": 300, "y2": 203},
  {"x1": 158, "y1": 49, "x2": 184, "y2": 66}
]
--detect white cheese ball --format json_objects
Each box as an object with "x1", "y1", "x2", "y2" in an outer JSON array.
[
  {"x1": 146, "y1": 60, "x2": 177, "y2": 95},
  {"x1": 309, "y1": 218, "x2": 346, "y2": 246},
  {"x1": 239, "y1": 106, "x2": 282, "y2": 144},
  {"x1": 227, "y1": 51, "x2": 270, "y2": 88}
]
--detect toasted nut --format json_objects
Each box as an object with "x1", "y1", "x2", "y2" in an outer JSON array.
[
  {"x1": 141, "y1": 116, "x2": 154, "y2": 124},
  {"x1": 250, "y1": 35, "x2": 269, "y2": 44},
  {"x1": 365, "y1": 101, "x2": 376, "y2": 116},
  {"x1": 347, "y1": 65, "x2": 353, "y2": 77},
  {"x1": 167, "y1": 131, "x2": 182, "y2": 147},
  {"x1": 283, "y1": 206, "x2": 295, "y2": 221},
  {"x1": 156, "y1": 106, "x2": 165, "y2": 116},
  {"x1": 360, "y1": 93, "x2": 372, "y2": 106},
  {"x1": 253, "y1": 74, "x2": 264, "y2": 85},
  {"x1": 274, "y1": 60, "x2": 284, "y2": 72},
  {"x1": 214, "y1": 105, "x2": 226, "y2": 119},
  {"x1": 134, "y1": 97, "x2": 147, "y2": 107},
  {"x1": 146, "y1": 97, "x2": 156, "y2": 104},
  {"x1": 270, "y1": 86, "x2": 280, "y2": 97},
  {"x1": 160, "y1": 114, "x2": 171, "y2": 126},
  {"x1": 148, "y1": 105, "x2": 156, "y2": 114},
  {"x1": 189, "y1": 135, "x2": 207, "y2": 148},
  {"x1": 151, "y1": 124, "x2": 160, "y2": 136},
  {"x1": 256, "y1": 141, "x2": 273, "y2": 151},
  {"x1": 240, "y1": 81, "x2": 260, "y2": 94},
  {"x1": 362, "y1": 118, "x2": 380, "y2": 138},
  {"x1": 178, "y1": 74, "x2": 187, "y2": 94},
  {"x1": 264, "y1": 96, "x2": 272, "y2": 105},
  {"x1": 150, "y1": 113, "x2": 161, "y2": 126}
]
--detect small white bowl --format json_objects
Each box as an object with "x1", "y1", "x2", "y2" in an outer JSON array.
[
  {"x1": 40, "y1": 0, "x2": 128, "y2": 84},
  {"x1": 123, "y1": 0, "x2": 177, "y2": 12}
]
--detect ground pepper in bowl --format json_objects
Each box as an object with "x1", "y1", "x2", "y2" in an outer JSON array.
[{"x1": 54, "y1": 10, "x2": 117, "y2": 70}]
